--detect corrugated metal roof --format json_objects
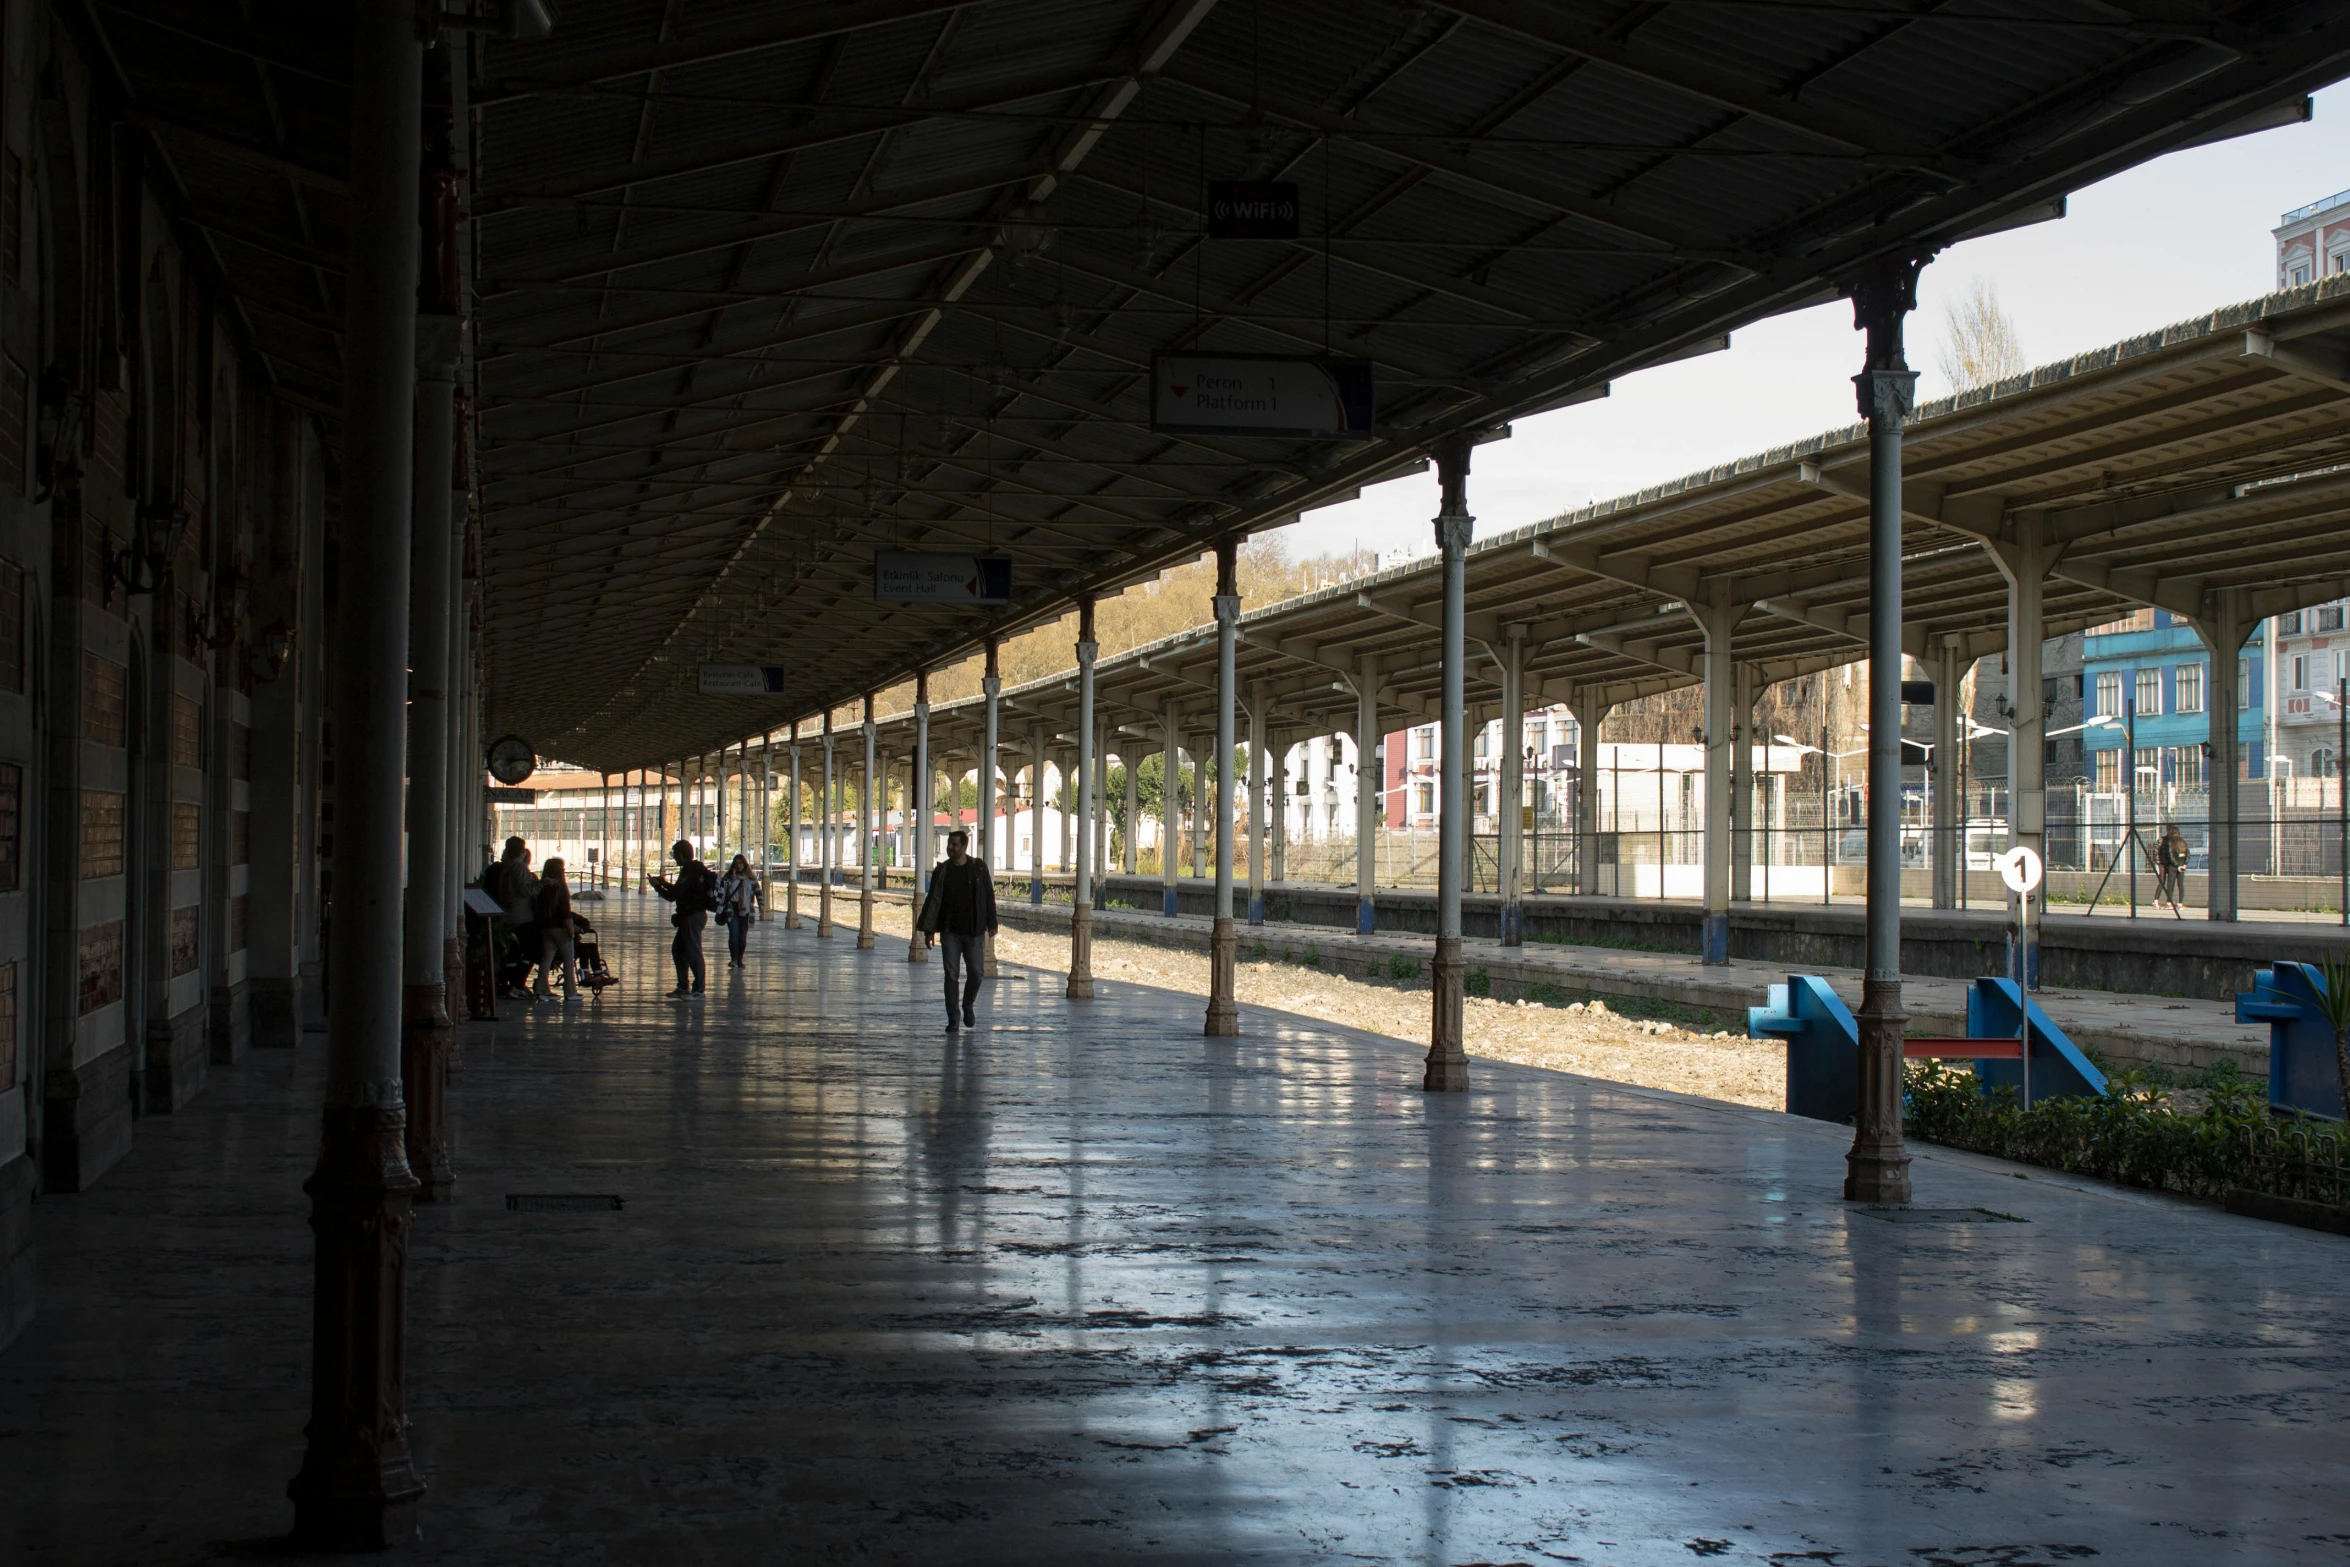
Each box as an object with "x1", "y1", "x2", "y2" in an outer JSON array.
[
  {"x1": 81, "y1": 0, "x2": 2350, "y2": 770},
  {"x1": 875, "y1": 282, "x2": 2350, "y2": 763}
]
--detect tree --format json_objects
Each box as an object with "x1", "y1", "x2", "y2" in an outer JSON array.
[{"x1": 1937, "y1": 279, "x2": 2026, "y2": 392}]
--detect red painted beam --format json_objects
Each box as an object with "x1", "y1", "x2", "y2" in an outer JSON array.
[{"x1": 1904, "y1": 1037, "x2": 2024, "y2": 1059}]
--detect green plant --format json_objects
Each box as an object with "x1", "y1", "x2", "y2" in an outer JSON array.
[
  {"x1": 1387, "y1": 955, "x2": 1420, "y2": 982},
  {"x1": 1903, "y1": 1060, "x2": 2279, "y2": 1201},
  {"x1": 2314, "y1": 955, "x2": 2350, "y2": 1122},
  {"x1": 1521, "y1": 981, "x2": 1570, "y2": 1007},
  {"x1": 1465, "y1": 967, "x2": 1490, "y2": 997}
]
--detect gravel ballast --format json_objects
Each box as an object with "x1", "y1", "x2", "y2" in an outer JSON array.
[{"x1": 865, "y1": 901, "x2": 1788, "y2": 1111}]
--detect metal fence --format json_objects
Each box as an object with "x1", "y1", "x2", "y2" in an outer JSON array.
[{"x1": 1250, "y1": 773, "x2": 2348, "y2": 921}]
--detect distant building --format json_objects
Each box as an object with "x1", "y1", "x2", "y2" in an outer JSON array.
[
  {"x1": 1960, "y1": 631, "x2": 2087, "y2": 791},
  {"x1": 2276, "y1": 188, "x2": 2350, "y2": 287},
  {"x1": 2269, "y1": 599, "x2": 2350, "y2": 779},
  {"x1": 2080, "y1": 609, "x2": 2264, "y2": 791}
]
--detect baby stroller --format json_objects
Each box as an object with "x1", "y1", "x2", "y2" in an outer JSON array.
[{"x1": 572, "y1": 916, "x2": 619, "y2": 992}]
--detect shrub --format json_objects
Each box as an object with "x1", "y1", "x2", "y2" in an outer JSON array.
[
  {"x1": 1465, "y1": 967, "x2": 1490, "y2": 997},
  {"x1": 1904, "y1": 1058, "x2": 2344, "y2": 1204},
  {"x1": 1387, "y1": 955, "x2": 1420, "y2": 982}
]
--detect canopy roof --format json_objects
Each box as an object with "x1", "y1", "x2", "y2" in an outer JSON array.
[
  {"x1": 870, "y1": 281, "x2": 2350, "y2": 763},
  {"x1": 79, "y1": 0, "x2": 2350, "y2": 770}
]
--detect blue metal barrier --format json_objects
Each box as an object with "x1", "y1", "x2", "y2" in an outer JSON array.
[
  {"x1": 1749, "y1": 976, "x2": 1858, "y2": 1124},
  {"x1": 1750, "y1": 974, "x2": 2107, "y2": 1123},
  {"x1": 1966, "y1": 978, "x2": 2108, "y2": 1109},
  {"x1": 2235, "y1": 963, "x2": 2345, "y2": 1120}
]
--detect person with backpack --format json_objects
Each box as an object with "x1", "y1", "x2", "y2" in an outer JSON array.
[
  {"x1": 649, "y1": 838, "x2": 716, "y2": 998},
  {"x1": 716, "y1": 853, "x2": 759, "y2": 969}
]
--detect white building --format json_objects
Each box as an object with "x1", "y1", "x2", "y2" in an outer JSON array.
[{"x1": 2276, "y1": 188, "x2": 2350, "y2": 287}]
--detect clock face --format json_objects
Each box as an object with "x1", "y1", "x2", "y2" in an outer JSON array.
[{"x1": 487, "y1": 735, "x2": 537, "y2": 786}]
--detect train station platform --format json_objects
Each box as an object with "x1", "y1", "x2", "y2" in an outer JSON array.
[{"x1": 5, "y1": 901, "x2": 2348, "y2": 1564}]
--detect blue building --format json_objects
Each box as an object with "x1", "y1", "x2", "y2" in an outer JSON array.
[{"x1": 2080, "y1": 609, "x2": 2264, "y2": 792}]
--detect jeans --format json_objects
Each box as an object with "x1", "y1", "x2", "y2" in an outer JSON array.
[
  {"x1": 726, "y1": 913, "x2": 749, "y2": 965},
  {"x1": 537, "y1": 928, "x2": 576, "y2": 995},
  {"x1": 940, "y1": 930, "x2": 985, "y2": 1020},
  {"x1": 672, "y1": 911, "x2": 707, "y2": 992}
]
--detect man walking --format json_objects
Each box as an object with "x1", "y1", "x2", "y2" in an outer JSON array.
[
  {"x1": 649, "y1": 838, "x2": 716, "y2": 998},
  {"x1": 915, "y1": 828, "x2": 998, "y2": 1028}
]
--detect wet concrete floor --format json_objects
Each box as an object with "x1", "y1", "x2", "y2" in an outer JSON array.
[{"x1": 4, "y1": 897, "x2": 2348, "y2": 1565}]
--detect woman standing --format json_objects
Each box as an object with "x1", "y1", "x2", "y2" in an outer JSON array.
[
  {"x1": 717, "y1": 852, "x2": 759, "y2": 968},
  {"x1": 533, "y1": 856, "x2": 580, "y2": 1000},
  {"x1": 2154, "y1": 822, "x2": 2189, "y2": 915}
]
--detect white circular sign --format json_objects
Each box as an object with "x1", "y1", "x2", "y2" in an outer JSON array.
[{"x1": 1995, "y1": 845, "x2": 2044, "y2": 895}]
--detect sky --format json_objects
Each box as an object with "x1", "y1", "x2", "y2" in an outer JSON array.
[{"x1": 1273, "y1": 81, "x2": 2350, "y2": 565}]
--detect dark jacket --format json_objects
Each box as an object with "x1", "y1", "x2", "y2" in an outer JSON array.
[
  {"x1": 657, "y1": 860, "x2": 716, "y2": 915},
  {"x1": 916, "y1": 858, "x2": 997, "y2": 938},
  {"x1": 533, "y1": 879, "x2": 573, "y2": 932}
]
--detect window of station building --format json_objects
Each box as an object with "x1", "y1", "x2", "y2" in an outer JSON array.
[
  {"x1": 171, "y1": 800, "x2": 199, "y2": 870},
  {"x1": 230, "y1": 808, "x2": 249, "y2": 866},
  {"x1": 2316, "y1": 746, "x2": 2340, "y2": 779},
  {"x1": 230, "y1": 721, "x2": 251, "y2": 781},
  {"x1": 1413, "y1": 782, "x2": 1434, "y2": 816},
  {"x1": 2322, "y1": 604, "x2": 2348, "y2": 632},
  {"x1": 0, "y1": 559, "x2": 21, "y2": 694},
  {"x1": 2282, "y1": 609, "x2": 2304, "y2": 634},
  {"x1": 2175, "y1": 663, "x2": 2204, "y2": 714},
  {"x1": 2094, "y1": 749, "x2": 2120, "y2": 792},
  {"x1": 2175, "y1": 745, "x2": 2207, "y2": 790},
  {"x1": 169, "y1": 906, "x2": 198, "y2": 977},
  {"x1": 78, "y1": 790, "x2": 123, "y2": 878},
  {"x1": 2293, "y1": 265, "x2": 2313, "y2": 285},
  {"x1": 2292, "y1": 654, "x2": 2310, "y2": 691},
  {"x1": 2094, "y1": 672, "x2": 2122, "y2": 718},
  {"x1": 171, "y1": 694, "x2": 200, "y2": 768},
  {"x1": 229, "y1": 894, "x2": 248, "y2": 955},
  {"x1": 2133, "y1": 668, "x2": 2161, "y2": 716},
  {"x1": 76, "y1": 921, "x2": 122, "y2": 1014},
  {"x1": 0, "y1": 960, "x2": 13, "y2": 1093},
  {"x1": 1412, "y1": 727, "x2": 1434, "y2": 761},
  {"x1": 82, "y1": 653, "x2": 126, "y2": 746},
  {"x1": 2240, "y1": 660, "x2": 2252, "y2": 708}
]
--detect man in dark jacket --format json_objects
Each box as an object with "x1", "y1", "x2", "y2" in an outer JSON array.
[
  {"x1": 649, "y1": 838, "x2": 716, "y2": 998},
  {"x1": 915, "y1": 829, "x2": 998, "y2": 1028}
]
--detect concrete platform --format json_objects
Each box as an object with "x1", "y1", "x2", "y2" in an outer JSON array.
[{"x1": 3, "y1": 899, "x2": 2347, "y2": 1564}]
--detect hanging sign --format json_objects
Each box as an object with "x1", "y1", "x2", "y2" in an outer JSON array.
[
  {"x1": 1206, "y1": 180, "x2": 1300, "y2": 239},
  {"x1": 1151, "y1": 353, "x2": 1375, "y2": 437},
  {"x1": 699, "y1": 664, "x2": 787, "y2": 696},
  {"x1": 874, "y1": 552, "x2": 1013, "y2": 604}
]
